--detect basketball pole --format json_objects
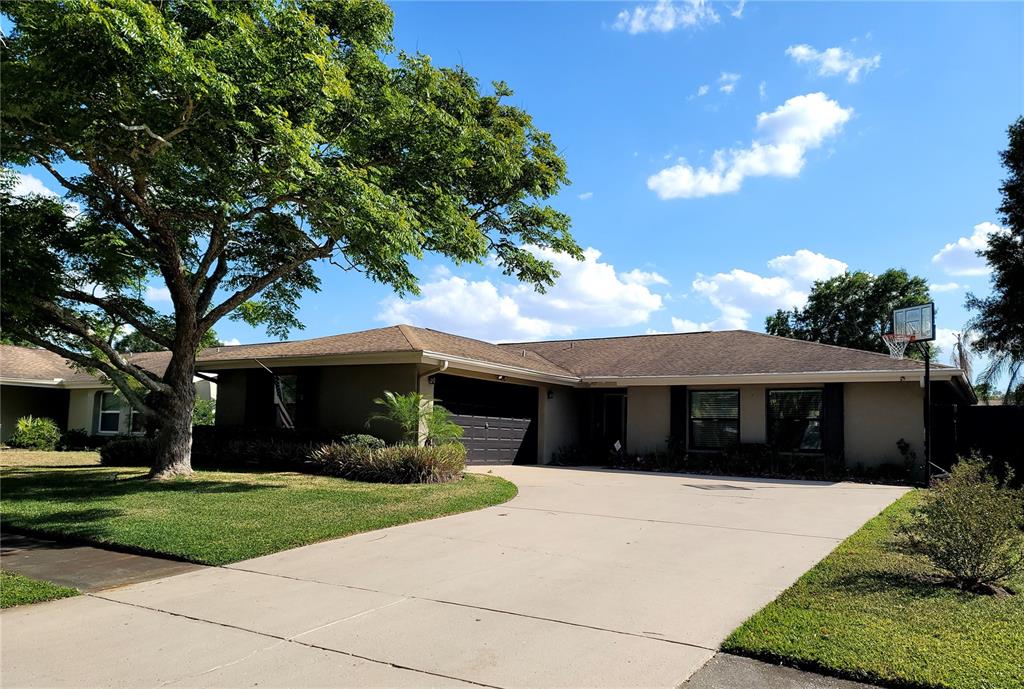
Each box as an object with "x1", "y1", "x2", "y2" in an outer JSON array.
[{"x1": 921, "y1": 341, "x2": 932, "y2": 487}]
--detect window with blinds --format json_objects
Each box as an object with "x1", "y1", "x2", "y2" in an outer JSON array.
[
  {"x1": 767, "y1": 389, "x2": 823, "y2": 451},
  {"x1": 689, "y1": 390, "x2": 740, "y2": 450}
]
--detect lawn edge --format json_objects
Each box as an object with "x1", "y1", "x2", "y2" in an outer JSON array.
[
  {"x1": 721, "y1": 491, "x2": 954, "y2": 689},
  {"x1": 2, "y1": 472, "x2": 518, "y2": 567},
  {"x1": 0, "y1": 571, "x2": 80, "y2": 610}
]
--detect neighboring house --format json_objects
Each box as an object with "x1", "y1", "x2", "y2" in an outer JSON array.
[
  {"x1": 188, "y1": 325, "x2": 974, "y2": 469},
  {"x1": 0, "y1": 345, "x2": 215, "y2": 441}
]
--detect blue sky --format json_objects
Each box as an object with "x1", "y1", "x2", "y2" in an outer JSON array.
[{"x1": 12, "y1": 1, "x2": 1024, "y2": 361}]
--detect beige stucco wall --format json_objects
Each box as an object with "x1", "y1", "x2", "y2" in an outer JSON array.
[
  {"x1": 626, "y1": 386, "x2": 670, "y2": 454},
  {"x1": 739, "y1": 385, "x2": 766, "y2": 444},
  {"x1": 844, "y1": 381, "x2": 924, "y2": 468},
  {"x1": 538, "y1": 384, "x2": 581, "y2": 464},
  {"x1": 67, "y1": 388, "x2": 98, "y2": 433}
]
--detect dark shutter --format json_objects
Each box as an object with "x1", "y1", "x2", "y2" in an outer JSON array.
[
  {"x1": 670, "y1": 386, "x2": 688, "y2": 446},
  {"x1": 823, "y1": 383, "x2": 844, "y2": 473}
]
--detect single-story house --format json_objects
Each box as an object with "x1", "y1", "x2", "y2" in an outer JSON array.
[
  {"x1": 190, "y1": 325, "x2": 973, "y2": 470},
  {"x1": 0, "y1": 345, "x2": 215, "y2": 441},
  {"x1": 1, "y1": 326, "x2": 974, "y2": 472}
]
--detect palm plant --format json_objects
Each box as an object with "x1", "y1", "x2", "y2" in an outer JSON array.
[{"x1": 367, "y1": 391, "x2": 463, "y2": 445}]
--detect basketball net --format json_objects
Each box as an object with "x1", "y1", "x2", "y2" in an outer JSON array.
[{"x1": 882, "y1": 332, "x2": 916, "y2": 359}]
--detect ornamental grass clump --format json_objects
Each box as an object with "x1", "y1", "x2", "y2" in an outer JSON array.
[
  {"x1": 901, "y1": 456, "x2": 1024, "y2": 595},
  {"x1": 311, "y1": 442, "x2": 466, "y2": 484}
]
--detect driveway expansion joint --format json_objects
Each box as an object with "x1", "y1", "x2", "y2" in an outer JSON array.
[
  {"x1": 87, "y1": 593, "x2": 504, "y2": 689},
  {"x1": 502, "y1": 505, "x2": 845, "y2": 541},
  {"x1": 225, "y1": 564, "x2": 718, "y2": 652}
]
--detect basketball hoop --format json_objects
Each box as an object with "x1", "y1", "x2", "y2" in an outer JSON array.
[{"x1": 883, "y1": 332, "x2": 914, "y2": 359}]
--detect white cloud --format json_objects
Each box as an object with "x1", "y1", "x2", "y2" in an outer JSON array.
[
  {"x1": 718, "y1": 72, "x2": 741, "y2": 94},
  {"x1": 671, "y1": 317, "x2": 714, "y2": 332},
  {"x1": 929, "y1": 281, "x2": 962, "y2": 293},
  {"x1": 612, "y1": 0, "x2": 719, "y2": 34},
  {"x1": 933, "y1": 327, "x2": 959, "y2": 356},
  {"x1": 620, "y1": 269, "x2": 670, "y2": 286},
  {"x1": 931, "y1": 222, "x2": 1002, "y2": 276},
  {"x1": 221, "y1": 338, "x2": 242, "y2": 347},
  {"x1": 145, "y1": 285, "x2": 172, "y2": 302},
  {"x1": 672, "y1": 248, "x2": 847, "y2": 330},
  {"x1": 578, "y1": 191, "x2": 594, "y2": 201},
  {"x1": 785, "y1": 44, "x2": 881, "y2": 83},
  {"x1": 730, "y1": 0, "x2": 746, "y2": 19},
  {"x1": 758, "y1": 80, "x2": 767, "y2": 101},
  {"x1": 696, "y1": 84, "x2": 710, "y2": 97},
  {"x1": 648, "y1": 92, "x2": 853, "y2": 199},
  {"x1": 9, "y1": 172, "x2": 81, "y2": 216},
  {"x1": 767, "y1": 249, "x2": 849, "y2": 282},
  {"x1": 12, "y1": 172, "x2": 58, "y2": 198},
  {"x1": 379, "y1": 247, "x2": 664, "y2": 341}
]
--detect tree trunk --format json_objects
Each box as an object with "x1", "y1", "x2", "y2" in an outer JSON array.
[{"x1": 150, "y1": 343, "x2": 198, "y2": 479}]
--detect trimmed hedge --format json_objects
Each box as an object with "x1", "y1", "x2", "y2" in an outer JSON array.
[
  {"x1": 311, "y1": 442, "x2": 466, "y2": 484},
  {"x1": 99, "y1": 437, "x2": 156, "y2": 466}
]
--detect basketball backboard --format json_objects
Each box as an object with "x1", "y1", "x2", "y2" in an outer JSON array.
[{"x1": 891, "y1": 302, "x2": 935, "y2": 342}]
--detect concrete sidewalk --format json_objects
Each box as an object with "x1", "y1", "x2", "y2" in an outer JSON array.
[{"x1": 1, "y1": 467, "x2": 906, "y2": 688}]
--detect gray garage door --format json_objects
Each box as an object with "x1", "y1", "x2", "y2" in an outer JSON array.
[{"x1": 451, "y1": 414, "x2": 533, "y2": 465}]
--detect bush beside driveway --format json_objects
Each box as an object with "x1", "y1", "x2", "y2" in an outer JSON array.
[
  {"x1": 0, "y1": 451, "x2": 516, "y2": 566},
  {"x1": 724, "y1": 491, "x2": 1024, "y2": 689}
]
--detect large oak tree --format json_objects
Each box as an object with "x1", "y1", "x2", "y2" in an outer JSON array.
[
  {"x1": 765, "y1": 269, "x2": 932, "y2": 355},
  {"x1": 0, "y1": 0, "x2": 581, "y2": 477}
]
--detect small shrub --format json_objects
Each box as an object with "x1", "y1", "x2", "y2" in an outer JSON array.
[
  {"x1": 336, "y1": 433, "x2": 386, "y2": 449},
  {"x1": 311, "y1": 442, "x2": 466, "y2": 484},
  {"x1": 100, "y1": 437, "x2": 156, "y2": 467},
  {"x1": 901, "y1": 456, "x2": 1024, "y2": 594},
  {"x1": 59, "y1": 428, "x2": 91, "y2": 450},
  {"x1": 7, "y1": 416, "x2": 62, "y2": 450},
  {"x1": 192, "y1": 398, "x2": 216, "y2": 426}
]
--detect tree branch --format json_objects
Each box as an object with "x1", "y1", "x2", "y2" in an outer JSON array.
[
  {"x1": 200, "y1": 241, "x2": 334, "y2": 328},
  {"x1": 31, "y1": 299, "x2": 172, "y2": 395},
  {"x1": 19, "y1": 333, "x2": 155, "y2": 417},
  {"x1": 56, "y1": 289, "x2": 173, "y2": 348}
]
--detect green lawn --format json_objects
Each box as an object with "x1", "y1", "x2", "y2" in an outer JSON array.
[
  {"x1": 1, "y1": 571, "x2": 78, "y2": 608},
  {"x1": 724, "y1": 491, "x2": 1024, "y2": 689},
  {"x1": 1, "y1": 450, "x2": 516, "y2": 566}
]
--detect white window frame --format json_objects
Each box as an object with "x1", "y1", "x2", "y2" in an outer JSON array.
[{"x1": 97, "y1": 391, "x2": 122, "y2": 435}]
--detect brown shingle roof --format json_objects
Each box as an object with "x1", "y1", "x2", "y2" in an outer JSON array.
[
  {"x1": 2, "y1": 327, "x2": 954, "y2": 387},
  {"x1": 1, "y1": 345, "x2": 171, "y2": 385},
  {"x1": 194, "y1": 325, "x2": 575, "y2": 377},
  {"x1": 0, "y1": 345, "x2": 79, "y2": 382},
  {"x1": 504, "y1": 330, "x2": 946, "y2": 378}
]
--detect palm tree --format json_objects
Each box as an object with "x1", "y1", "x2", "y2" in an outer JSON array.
[
  {"x1": 366, "y1": 391, "x2": 463, "y2": 444},
  {"x1": 979, "y1": 352, "x2": 1023, "y2": 402},
  {"x1": 950, "y1": 331, "x2": 974, "y2": 383}
]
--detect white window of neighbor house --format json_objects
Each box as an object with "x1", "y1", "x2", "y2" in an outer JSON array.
[
  {"x1": 689, "y1": 390, "x2": 740, "y2": 450},
  {"x1": 98, "y1": 391, "x2": 121, "y2": 433}
]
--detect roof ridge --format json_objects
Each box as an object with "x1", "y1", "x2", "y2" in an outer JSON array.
[
  {"x1": 395, "y1": 324, "x2": 425, "y2": 351},
  {"x1": 741, "y1": 329, "x2": 952, "y2": 368},
  {"x1": 500, "y1": 330, "x2": 725, "y2": 347}
]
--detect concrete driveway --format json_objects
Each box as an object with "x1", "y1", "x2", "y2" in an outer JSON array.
[{"x1": 1, "y1": 467, "x2": 906, "y2": 689}]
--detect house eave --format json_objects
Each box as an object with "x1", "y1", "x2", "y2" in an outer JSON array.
[
  {"x1": 579, "y1": 368, "x2": 967, "y2": 387},
  {"x1": 420, "y1": 352, "x2": 579, "y2": 385}
]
